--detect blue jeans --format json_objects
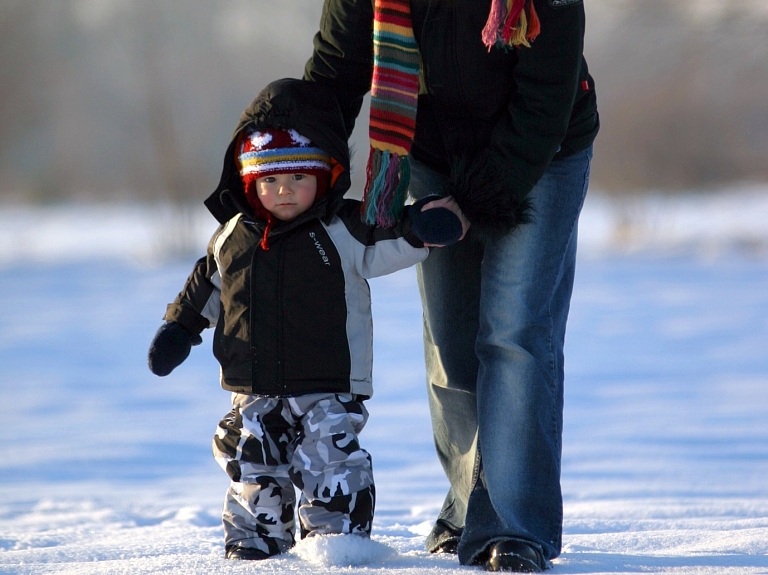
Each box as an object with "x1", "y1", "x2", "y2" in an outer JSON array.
[{"x1": 410, "y1": 146, "x2": 592, "y2": 564}]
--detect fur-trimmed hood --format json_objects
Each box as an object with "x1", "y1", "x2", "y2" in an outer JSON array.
[{"x1": 204, "y1": 78, "x2": 351, "y2": 225}]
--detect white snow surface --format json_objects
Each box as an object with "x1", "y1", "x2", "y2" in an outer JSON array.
[{"x1": 1, "y1": 189, "x2": 768, "y2": 574}]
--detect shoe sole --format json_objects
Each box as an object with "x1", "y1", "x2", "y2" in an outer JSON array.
[{"x1": 486, "y1": 553, "x2": 542, "y2": 572}]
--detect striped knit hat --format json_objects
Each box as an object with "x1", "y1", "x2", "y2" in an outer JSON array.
[
  {"x1": 237, "y1": 128, "x2": 332, "y2": 249},
  {"x1": 239, "y1": 128, "x2": 332, "y2": 180}
]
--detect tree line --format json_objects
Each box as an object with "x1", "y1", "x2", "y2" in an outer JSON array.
[{"x1": 1, "y1": 0, "x2": 767, "y2": 204}]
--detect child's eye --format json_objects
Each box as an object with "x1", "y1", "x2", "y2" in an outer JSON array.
[
  {"x1": 263, "y1": 177, "x2": 276, "y2": 183},
  {"x1": 292, "y1": 174, "x2": 305, "y2": 181}
]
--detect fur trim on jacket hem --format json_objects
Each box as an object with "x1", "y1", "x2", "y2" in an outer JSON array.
[{"x1": 448, "y1": 153, "x2": 534, "y2": 242}]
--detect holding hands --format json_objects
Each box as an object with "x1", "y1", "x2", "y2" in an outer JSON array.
[{"x1": 410, "y1": 195, "x2": 470, "y2": 247}]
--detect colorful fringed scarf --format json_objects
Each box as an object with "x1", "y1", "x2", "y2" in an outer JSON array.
[
  {"x1": 363, "y1": 0, "x2": 420, "y2": 227},
  {"x1": 482, "y1": 0, "x2": 540, "y2": 51},
  {"x1": 364, "y1": 0, "x2": 540, "y2": 226}
]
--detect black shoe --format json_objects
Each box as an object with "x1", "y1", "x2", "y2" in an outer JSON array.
[
  {"x1": 433, "y1": 538, "x2": 459, "y2": 554},
  {"x1": 426, "y1": 518, "x2": 462, "y2": 554},
  {"x1": 225, "y1": 545, "x2": 274, "y2": 560},
  {"x1": 484, "y1": 539, "x2": 546, "y2": 572}
]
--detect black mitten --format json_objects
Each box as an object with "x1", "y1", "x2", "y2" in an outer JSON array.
[
  {"x1": 147, "y1": 321, "x2": 202, "y2": 376},
  {"x1": 410, "y1": 195, "x2": 464, "y2": 246}
]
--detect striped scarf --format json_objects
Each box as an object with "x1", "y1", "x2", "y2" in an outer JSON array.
[
  {"x1": 364, "y1": 0, "x2": 540, "y2": 226},
  {"x1": 482, "y1": 0, "x2": 540, "y2": 51},
  {"x1": 363, "y1": 0, "x2": 420, "y2": 227}
]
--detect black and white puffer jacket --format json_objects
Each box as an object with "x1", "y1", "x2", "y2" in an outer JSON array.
[
  {"x1": 165, "y1": 200, "x2": 427, "y2": 398},
  {"x1": 163, "y1": 79, "x2": 428, "y2": 398}
]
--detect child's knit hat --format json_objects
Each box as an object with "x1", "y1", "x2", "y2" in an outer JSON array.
[
  {"x1": 239, "y1": 128, "x2": 332, "y2": 181},
  {"x1": 237, "y1": 128, "x2": 333, "y2": 249}
]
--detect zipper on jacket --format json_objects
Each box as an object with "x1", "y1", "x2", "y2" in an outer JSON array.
[
  {"x1": 247, "y1": 232, "x2": 287, "y2": 394},
  {"x1": 276, "y1": 239, "x2": 286, "y2": 394},
  {"x1": 249, "y1": 241, "x2": 259, "y2": 394},
  {"x1": 450, "y1": 0, "x2": 469, "y2": 114}
]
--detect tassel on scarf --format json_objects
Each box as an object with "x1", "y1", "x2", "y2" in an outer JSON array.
[
  {"x1": 482, "y1": 0, "x2": 540, "y2": 51},
  {"x1": 363, "y1": 149, "x2": 411, "y2": 227}
]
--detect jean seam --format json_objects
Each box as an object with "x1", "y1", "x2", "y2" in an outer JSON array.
[{"x1": 549, "y1": 148, "x2": 592, "y2": 457}]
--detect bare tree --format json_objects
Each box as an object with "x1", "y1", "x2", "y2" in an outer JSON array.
[
  {"x1": 3, "y1": 0, "x2": 767, "y2": 207},
  {"x1": 0, "y1": 2, "x2": 69, "y2": 200},
  {"x1": 586, "y1": 0, "x2": 768, "y2": 193}
]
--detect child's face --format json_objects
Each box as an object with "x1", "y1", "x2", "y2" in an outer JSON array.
[{"x1": 256, "y1": 173, "x2": 317, "y2": 221}]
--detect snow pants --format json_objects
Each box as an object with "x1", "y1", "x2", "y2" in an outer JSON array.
[{"x1": 212, "y1": 392, "x2": 375, "y2": 556}]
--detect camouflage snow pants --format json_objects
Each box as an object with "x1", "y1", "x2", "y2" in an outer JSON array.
[{"x1": 212, "y1": 392, "x2": 375, "y2": 555}]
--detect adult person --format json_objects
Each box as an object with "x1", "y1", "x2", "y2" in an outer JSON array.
[{"x1": 304, "y1": 0, "x2": 599, "y2": 571}]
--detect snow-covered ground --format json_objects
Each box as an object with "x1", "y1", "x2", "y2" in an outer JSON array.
[{"x1": 1, "y1": 188, "x2": 768, "y2": 574}]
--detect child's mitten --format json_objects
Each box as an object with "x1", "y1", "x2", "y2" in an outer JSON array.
[
  {"x1": 410, "y1": 195, "x2": 464, "y2": 246},
  {"x1": 147, "y1": 321, "x2": 202, "y2": 376}
]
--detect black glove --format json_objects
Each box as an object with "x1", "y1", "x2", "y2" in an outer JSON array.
[
  {"x1": 410, "y1": 195, "x2": 464, "y2": 246},
  {"x1": 147, "y1": 321, "x2": 203, "y2": 376}
]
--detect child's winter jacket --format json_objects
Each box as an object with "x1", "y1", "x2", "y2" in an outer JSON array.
[{"x1": 162, "y1": 79, "x2": 429, "y2": 398}]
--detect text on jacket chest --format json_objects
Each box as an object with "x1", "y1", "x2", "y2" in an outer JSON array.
[{"x1": 309, "y1": 231, "x2": 332, "y2": 266}]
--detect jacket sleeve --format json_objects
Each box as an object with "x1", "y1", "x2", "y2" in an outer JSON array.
[
  {"x1": 329, "y1": 200, "x2": 429, "y2": 279},
  {"x1": 303, "y1": 0, "x2": 374, "y2": 138},
  {"x1": 162, "y1": 232, "x2": 222, "y2": 335}
]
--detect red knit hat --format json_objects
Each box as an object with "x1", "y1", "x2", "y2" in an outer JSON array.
[{"x1": 237, "y1": 128, "x2": 332, "y2": 249}]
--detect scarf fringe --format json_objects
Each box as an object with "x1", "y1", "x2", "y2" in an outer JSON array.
[
  {"x1": 362, "y1": 149, "x2": 410, "y2": 227},
  {"x1": 482, "y1": 0, "x2": 540, "y2": 51}
]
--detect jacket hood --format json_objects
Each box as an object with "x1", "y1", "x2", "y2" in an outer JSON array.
[{"x1": 205, "y1": 78, "x2": 352, "y2": 225}]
